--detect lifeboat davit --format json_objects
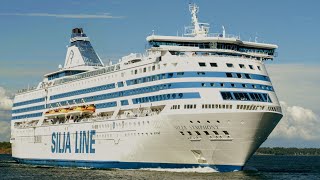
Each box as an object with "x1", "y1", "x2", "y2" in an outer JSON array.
[{"x1": 85, "y1": 104, "x2": 96, "y2": 113}]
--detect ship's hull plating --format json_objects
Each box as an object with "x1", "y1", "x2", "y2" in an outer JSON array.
[{"x1": 11, "y1": 111, "x2": 282, "y2": 172}]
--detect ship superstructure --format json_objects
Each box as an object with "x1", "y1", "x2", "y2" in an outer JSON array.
[{"x1": 10, "y1": 3, "x2": 282, "y2": 172}]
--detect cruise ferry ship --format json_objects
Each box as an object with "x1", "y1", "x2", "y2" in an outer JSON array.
[{"x1": 10, "y1": 4, "x2": 282, "y2": 172}]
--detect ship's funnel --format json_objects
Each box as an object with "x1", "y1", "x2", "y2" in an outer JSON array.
[{"x1": 64, "y1": 28, "x2": 104, "y2": 69}]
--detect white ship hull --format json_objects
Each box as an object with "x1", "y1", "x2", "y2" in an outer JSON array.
[{"x1": 12, "y1": 111, "x2": 282, "y2": 172}]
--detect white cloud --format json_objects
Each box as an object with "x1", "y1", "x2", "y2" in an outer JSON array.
[
  {"x1": 270, "y1": 101, "x2": 320, "y2": 140},
  {"x1": 266, "y1": 64, "x2": 320, "y2": 113},
  {"x1": 0, "y1": 13, "x2": 124, "y2": 19},
  {"x1": 0, "y1": 87, "x2": 13, "y2": 110}
]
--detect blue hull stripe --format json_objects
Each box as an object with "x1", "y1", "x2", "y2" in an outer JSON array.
[{"x1": 14, "y1": 158, "x2": 243, "y2": 172}]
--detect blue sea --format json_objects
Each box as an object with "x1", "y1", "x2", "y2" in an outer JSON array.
[{"x1": 0, "y1": 155, "x2": 319, "y2": 180}]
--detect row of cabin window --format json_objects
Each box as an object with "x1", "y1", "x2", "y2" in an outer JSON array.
[
  {"x1": 268, "y1": 106, "x2": 282, "y2": 112},
  {"x1": 225, "y1": 72, "x2": 269, "y2": 81},
  {"x1": 13, "y1": 98, "x2": 45, "y2": 107},
  {"x1": 51, "y1": 77, "x2": 272, "y2": 103},
  {"x1": 221, "y1": 92, "x2": 272, "y2": 102},
  {"x1": 95, "y1": 102, "x2": 117, "y2": 109},
  {"x1": 51, "y1": 64, "x2": 120, "y2": 88},
  {"x1": 133, "y1": 93, "x2": 184, "y2": 104},
  {"x1": 12, "y1": 112, "x2": 42, "y2": 120},
  {"x1": 45, "y1": 80, "x2": 272, "y2": 110},
  {"x1": 12, "y1": 105, "x2": 45, "y2": 114},
  {"x1": 48, "y1": 84, "x2": 176, "y2": 108},
  {"x1": 180, "y1": 130, "x2": 229, "y2": 136},
  {"x1": 202, "y1": 104, "x2": 232, "y2": 109},
  {"x1": 21, "y1": 80, "x2": 273, "y2": 112},
  {"x1": 131, "y1": 64, "x2": 160, "y2": 75},
  {"x1": 236, "y1": 105, "x2": 265, "y2": 110},
  {"x1": 226, "y1": 72, "x2": 250, "y2": 79},
  {"x1": 171, "y1": 105, "x2": 181, "y2": 109},
  {"x1": 50, "y1": 83, "x2": 115, "y2": 100},
  {"x1": 127, "y1": 71, "x2": 269, "y2": 87},
  {"x1": 199, "y1": 62, "x2": 261, "y2": 70},
  {"x1": 184, "y1": 104, "x2": 196, "y2": 109},
  {"x1": 200, "y1": 82, "x2": 273, "y2": 91},
  {"x1": 127, "y1": 74, "x2": 166, "y2": 85}
]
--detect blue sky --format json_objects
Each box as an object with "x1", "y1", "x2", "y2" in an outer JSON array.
[
  {"x1": 0, "y1": 0, "x2": 319, "y2": 147},
  {"x1": 0, "y1": 0, "x2": 320, "y2": 89}
]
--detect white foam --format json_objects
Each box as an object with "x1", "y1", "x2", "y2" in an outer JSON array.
[
  {"x1": 139, "y1": 166, "x2": 218, "y2": 173},
  {"x1": 76, "y1": 166, "x2": 94, "y2": 170}
]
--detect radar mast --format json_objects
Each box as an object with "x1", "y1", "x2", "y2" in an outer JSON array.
[{"x1": 185, "y1": 3, "x2": 210, "y2": 37}]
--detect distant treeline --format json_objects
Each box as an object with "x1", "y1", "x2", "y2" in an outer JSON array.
[
  {"x1": 0, "y1": 142, "x2": 11, "y2": 154},
  {"x1": 0, "y1": 142, "x2": 319, "y2": 155},
  {"x1": 256, "y1": 147, "x2": 320, "y2": 156}
]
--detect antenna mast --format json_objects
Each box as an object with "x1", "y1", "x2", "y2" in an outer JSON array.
[{"x1": 185, "y1": 3, "x2": 210, "y2": 37}]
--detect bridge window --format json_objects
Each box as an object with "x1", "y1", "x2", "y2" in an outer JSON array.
[
  {"x1": 204, "y1": 131, "x2": 210, "y2": 135},
  {"x1": 213, "y1": 131, "x2": 219, "y2": 135},
  {"x1": 195, "y1": 131, "x2": 201, "y2": 135},
  {"x1": 249, "y1": 65, "x2": 254, "y2": 70}
]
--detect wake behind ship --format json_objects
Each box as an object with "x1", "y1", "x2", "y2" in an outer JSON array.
[{"x1": 10, "y1": 4, "x2": 282, "y2": 172}]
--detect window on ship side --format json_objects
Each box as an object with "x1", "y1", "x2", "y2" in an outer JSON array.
[
  {"x1": 226, "y1": 73, "x2": 233, "y2": 78},
  {"x1": 198, "y1": 62, "x2": 206, "y2": 67},
  {"x1": 210, "y1": 63, "x2": 218, "y2": 67},
  {"x1": 257, "y1": 66, "x2": 261, "y2": 70},
  {"x1": 226, "y1": 63, "x2": 234, "y2": 68}
]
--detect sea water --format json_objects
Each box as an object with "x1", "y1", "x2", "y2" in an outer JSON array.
[{"x1": 0, "y1": 154, "x2": 319, "y2": 179}]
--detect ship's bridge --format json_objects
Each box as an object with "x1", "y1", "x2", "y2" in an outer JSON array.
[
  {"x1": 147, "y1": 35, "x2": 277, "y2": 59},
  {"x1": 147, "y1": 3, "x2": 277, "y2": 60}
]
